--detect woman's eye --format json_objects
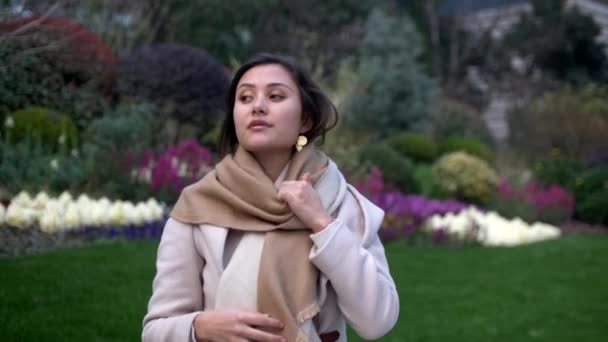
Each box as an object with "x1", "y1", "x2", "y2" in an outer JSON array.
[
  {"x1": 269, "y1": 94, "x2": 285, "y2": 101},
  {"x1": 239, "y1": 95, "x2": 253, "y2": 102}
]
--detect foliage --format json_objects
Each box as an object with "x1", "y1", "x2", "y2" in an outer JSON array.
[
  {"x1": 346, "y1": 8, "x2": 437, "y2": 138},
  {"x1": 490, "y1": 179, "x2": 575, "y2": 224},
  {"x1": 438, "y1": 136, "x2": 494, "y2": 163},
  {"x1": 534, "y1": 155, "x2": 584, "y2": 191},
  {"x1": 134, "y1": 139, "x2": 214, "y2": 204},
  {"x1": 354, "y1": 166, "x2": 468, "y2": 243},
  {"x1": 432, "y1": 98, "x2": 494, "y2": 145},
  {"x1": 0, "y1": 140, "x2": 86, "y2": 196},
  {"x1": 0, "y1": 14, "x2": 117, "y2": 90},
  {"x1": 116, "y1": 43, "x2": 230, "y2": 134},
  {"x1": 386, "y1": 132, "x2": 437, "y2": 164},
  {"x1": 413, "y1": 164, "x2": 436, "y2": 198},
  {"x1": 78, "y1": 102, "x2": 157, "y2": 201},
  {"x1": 322, "y1": 123, "x2": 371, "y2": 180},
  {"x1": 170, "y1": 0, "x2": 373, "y2": 69},
  {"x1": 505, "y1": 0, "x2": 608, "y2": 85},
  {"x1": 574, "y1": 166, "x2": 608, "y2": 226},
  {"x1": 0, "y1": 24, "x2": 110, "y2": 128},
  {"x1": 432, "y1": 152, "x2": 498, "y2": 205},
  {"x1": 509, "y1": 85, "x2": 608, "y2": 161},
  {"x1": 359, "y1": 142, "x2": 418, "y2": 193},
  {"x1": 5, "y1": 106, "x2": 78, "y2": 150}
]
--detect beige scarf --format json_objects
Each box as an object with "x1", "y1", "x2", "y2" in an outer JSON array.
[{"x1": 170, "y1": 144, "x2": 347, "y2": 341}]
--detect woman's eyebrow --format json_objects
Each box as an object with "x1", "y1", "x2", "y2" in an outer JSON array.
[{"x1": 237, "y1": 82, "x2": 294, "y2": 92}]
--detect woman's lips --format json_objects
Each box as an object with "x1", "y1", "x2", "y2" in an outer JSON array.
[{"x1": 248, "y1": 120, "x2": 272, "y2": 130}]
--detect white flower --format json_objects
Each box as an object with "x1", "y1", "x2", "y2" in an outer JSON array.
[
  {"x1": 50, "y1": 159, "x2": 59, "y2": 170},
  {"x1": 423, "y1": 206, "x2": 561, "y2": 247},
  {"x1": 58, "y1": 133, "x2": 66, "y2": 145},
  {"x1": 63, "y1": 203, "x2": 81, "y2": 230},
  {"x1": 6, "y1": 204, "x2": 36, "y2": 229},
  {"x1": 71, "y1": 149, "x2": 79, "y2": 157},
  {"x1": 4, "y1": 116, "x2": 14, "y2": 128},
  {"x1": 146, "y1": 198, "x2": 164, "y2": 220},
  {"x1": 12, "y1": 191, "x2": 32, "y2": 207},
  {"x1": 39, "y1": 205, "x2": 63, "y2": 233},
  {"x1": 33, "y1": 192, "x2": 50, "y2": 209},
  {"x1": 122, "y1": 201, "x2": 137, "y2": 225},
  {"x1": 88, "y1": 202, "x2": 108, "y2": 226},
  {"x1": 58, "y1": 191, "x2": 73, "y2": 206},
  {"x1": 108, "y1": 202, "x2": 125, "y2": 225}
]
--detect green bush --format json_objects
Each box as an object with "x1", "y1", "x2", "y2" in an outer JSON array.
[
  {"x1": 534, "y1": 155, "x2": 584, "y2": 191},
  {"x1": 359, "y1": 142, "x2": 418, "y2": 193},
  {"x1": 432, "y1": 152, "x2": 498, "y2": 205},
  {"x1": 0, "y1": 140, "x2": 86, "y2": 196},
  {"x1": 487, "y1": 196, "x2": 537, "y2": 223},
  {"x1": 413, "y1": 164, "x2": 435, "y2": 197},
  {"x1": 574, "y1": 166, "x2": 608, "y2": 226},
  {"x1": 6, "y1": 107, "x2": 78, "y2": 150},
  {"x1": 346, "y1": 8, "x2": 437, "y2": 138},
  {"x1": 433, "y1": 98, "x2": 494, "y2": 145},
  {"x1": 509, "y1": 85, "x2": 608, "y2": 161},
  {"x1": 386, "y1": 132, "x2": 437, "y2": 163},
  {"x1": 438, "y1": 137, "x2": 494, "y2": 163}
]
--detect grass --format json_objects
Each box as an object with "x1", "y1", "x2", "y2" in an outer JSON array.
[{"x1": 1, "y1": 235, "x2": 607, "y2": 341}]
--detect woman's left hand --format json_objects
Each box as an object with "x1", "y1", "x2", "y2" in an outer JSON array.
[{"x1": 277, "y1": 173, "x2": 333, "y2": 233}]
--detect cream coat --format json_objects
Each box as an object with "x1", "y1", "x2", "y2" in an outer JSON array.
[{"x1": 142, "y1": 184, "x2": 399, "y2": 341}]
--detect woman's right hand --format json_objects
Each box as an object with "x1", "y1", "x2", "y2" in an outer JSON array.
[{"x1": 193, "y1": 310, "x2": 286, "y2": 342}]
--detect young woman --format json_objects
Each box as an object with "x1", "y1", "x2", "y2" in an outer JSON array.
[{"x1": 142, "y1": 53, "x2": 399, "y2": 342}]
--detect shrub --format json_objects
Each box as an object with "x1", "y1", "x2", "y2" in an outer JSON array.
[
  {"x1": 116, "y1": 43, "x2": 230, "y2": 134},
  {"x1": 0, "y1": 140, "x2": 86, "y2": 196},
  {"x1": 509, "y1": 85, "x2": 608, "y2": 161},
  {"x1": 534, "y1": 155, "x2": 584, "y2": 191},
  {"x1": 6, "y1": 107, "x2": 78, "y2": 150},
  {"x1": 574, "y1": 166, "x2": 608, "y2": 226},
  {"x1": 0, "y1": 15, "x2": 116, "y2": 91},
  {"x1": 438, "y1": 137, "x2": 494, "y2": 163},
  {"x1": 386, "y1": 132, "x2": 437, "y2": 163},
  {"x1": 359, "y1": 142, "x2": 418, "y2": 193},
  {"x1": 432, "y1": 152, "x2": 498, "y2": 205},
  {"x1": 432, "y1": 98, "x2": 494, "y2": 145},
  {"x1": 345, "y1": 8, "x2": 437, "y2": 138}
]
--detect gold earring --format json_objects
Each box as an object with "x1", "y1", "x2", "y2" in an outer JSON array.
[{"x1": 295, "y1": 135, "x2": 308, "y2": 152}]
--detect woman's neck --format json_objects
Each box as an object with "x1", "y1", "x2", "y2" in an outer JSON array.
[{"x1": 253, "y1": 149, "x2": 292, "y2": 182}]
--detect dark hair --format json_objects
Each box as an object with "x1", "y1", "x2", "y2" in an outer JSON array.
[{"x1": 218, "y1": 53, "x2": 339, "y2": 157}]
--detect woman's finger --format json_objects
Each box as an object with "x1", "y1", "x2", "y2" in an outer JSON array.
[
  {"x1": 238, "y1": 325, "x2": 285, "y2": 342},
  {"x1": 240, "y1": 312, "x2": 284, "y2": 330},
  {"x1": 299, "y1": 172, "x2": 311, "y2": 183}
]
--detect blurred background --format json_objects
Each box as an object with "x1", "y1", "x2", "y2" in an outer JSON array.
[{"x1": 1, "y1": 0, "x2": 607, "y2": 341}]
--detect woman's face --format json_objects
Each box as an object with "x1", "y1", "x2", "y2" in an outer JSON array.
[{"x1": 233, "y1": 64, "x2": 310, "y2": 155}]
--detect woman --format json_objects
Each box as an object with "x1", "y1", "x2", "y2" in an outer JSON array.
[{"x1": 142, "y1": 53, "x2": 399, "y2": 342}]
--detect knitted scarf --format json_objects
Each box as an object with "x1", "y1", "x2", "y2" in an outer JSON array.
[{"x1": 170, "y1": 144, "x2": 347, "y2": 341}]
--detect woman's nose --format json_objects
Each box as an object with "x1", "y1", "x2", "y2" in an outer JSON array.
[{"x1": 252, "y1": 96, "x2": 267, "y2": 115}]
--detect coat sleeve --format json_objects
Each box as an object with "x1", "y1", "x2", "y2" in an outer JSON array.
[
  {"x1": 142, "y1": 217, "x2": 205, "y2": 342},
  {"x1": 309, "y1": 186, "x2": 399, "y2": 340}
]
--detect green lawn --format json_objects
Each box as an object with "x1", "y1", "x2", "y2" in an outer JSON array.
[{"x1": 1, "y1": 235, "x2": 607, "y2": 341}]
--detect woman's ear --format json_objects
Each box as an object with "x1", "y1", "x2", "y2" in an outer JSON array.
[{"x1": 300, "y1": 114, "x2": 313, "y2": 133}]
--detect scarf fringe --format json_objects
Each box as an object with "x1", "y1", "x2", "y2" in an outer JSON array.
[{"x1": 296, "y1": 303, "x2": 320, "y2": 324}]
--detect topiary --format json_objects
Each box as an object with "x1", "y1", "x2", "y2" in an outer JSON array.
[
  {"x1": 438, "y1": 136, "x2": 494, "y2": 163},
  {"x1": 359, "y1": 142, "x2": 418, "y2": 193},
  {"x1": 432, "y1": 152, "x2": 498, "y2": 205},
  {"x1": 6, "y1": 107, "x2": 78, "y2": 150},
  {"x1": 534, "y1": 155, "x2": 584, "y2": 191},
  {"x1": 116, "y1": 43, "x2": 230, "y2": 134},
  {"x1": 574, "y1": 166, "x2": 608, "y2": 226},
  {"x1": 386, "y1": 132, "x2": 437, "y2": 164}
]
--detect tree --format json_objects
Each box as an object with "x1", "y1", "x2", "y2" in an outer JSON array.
[
  {"x1": 346, "y1": 8, "x2": 437, "y2": 138},
  {"x1": 504, "y1": 0, "x2": 608, "y2": 84}
]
